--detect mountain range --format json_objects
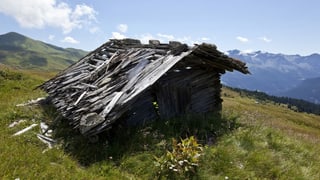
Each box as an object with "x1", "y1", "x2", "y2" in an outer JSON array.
[
  {"x1": 0, "y1": 32, "x2": 319, "y2": 104},
  {"x1": 0, "y1": 32, "x2": 87, "y2": 71},
  {"x1": 222, "y1": 50, "x2": 320, "y2": 104},
  {"x1": 278, "y1": 77, "x2": 320, "y2": 104}
]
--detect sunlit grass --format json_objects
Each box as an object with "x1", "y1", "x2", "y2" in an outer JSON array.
[
  {"x1": 199, "y1": 126, "x2": 320, "y2": 179},
  {"x1": 222, "y1": 87, "x2": 320, "y2": 144},
  {"x1": 1, "y1": 68, "x2": 320, "y2": 179},
  {"x1": 0, "y1": 68, "x2": 126, "y2": 179}
]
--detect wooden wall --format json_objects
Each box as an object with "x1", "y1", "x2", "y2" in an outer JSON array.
[{"x1": 124, "y1": 59, "x2": 223, "y2": 124}]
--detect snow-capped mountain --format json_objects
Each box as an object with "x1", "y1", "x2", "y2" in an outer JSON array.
[{"x1": 222, "y1": 50, "x2": 320, "y2": 103}]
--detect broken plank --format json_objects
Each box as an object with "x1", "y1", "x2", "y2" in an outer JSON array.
[
  {"x1": 100, "y1": 91, "x2": 124, "y2": 118},
  {"x1": 13, "y1": 124, "x2": 38, "y2": 136},
  {"x1": 74, "y1": 91, "x2": 87, "y2": 106}
]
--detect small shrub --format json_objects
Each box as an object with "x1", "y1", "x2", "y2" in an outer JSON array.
[
  {"x1": 154, "y1": 136, "x2": 204, "y2": 179},
  {"x1": 0, "y1": 69, "x2": 23, "y2": 80}
]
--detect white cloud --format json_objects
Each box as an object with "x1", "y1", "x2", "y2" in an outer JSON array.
[
  {"x1": 259, "y1": 36, "x2": 272, "y2": 43},
  {"x1": 137, "y1": 33, "x2": 155, "y2": 44},
  {"x1": 72, "y1": 4, "x2": 96, "y2": 21},
  {"x1": 117, "y1": 24, "x2": 128, "y2": 33},
  {"x1": 136, "y1": 33, "x2": 208, "y2": 45},
  {"x1": 157, "y1": 33, "x2": 175, "y2": 41},
  {"x1": 112, "y1": 32, "x2": 126, "y2": 39},
  {"x1": 201, "y1": 37, "x2": 210, "y2": 41},
  {"x1": 48, "y1": 35, "x2": 55, "y2": 41},
  {"x1": 236, "y1": 36, "x2": 249, "y2": 43},
  {"x1": 176, "y1": 36, "x2": 193, "y2": 44},
  {"x1": 0, "y1": 0, "x2": 97, "y2": 34},
  {"x1": 62, "y1": 36, "x2": 79, "y2": 44},
  {"x1": 89, "y1": 26, "x2": 100, "y2": 34}
]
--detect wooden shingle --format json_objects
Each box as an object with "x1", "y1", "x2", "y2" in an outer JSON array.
[{"x1": 40, "y1": 39, "x2": 249, "y2": 136}]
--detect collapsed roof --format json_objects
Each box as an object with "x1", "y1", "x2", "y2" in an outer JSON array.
[{"x1": 41, "y1": 39, "x2": 249, "y2": 136}]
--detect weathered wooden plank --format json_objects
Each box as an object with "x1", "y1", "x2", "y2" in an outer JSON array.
[
  {"x1": 120, "y1": 50, "x2": 193, "y2": 105},
  {"x1": 78, "y1": 91, "x2": 124, "y2": 134},
  {"x1": 85, "y1": 85, "x2": 108, "y2": 99},
  {"x1": 90, "y1": 58, "x2": 105, "y2": 65},
  {"x1": 74, "y1": 91, "x2": 87, "y2": 106},
  {"x1": 88, "y1": 51, "x2": 119, "y2": 78},
  {"x1": 61, "y1": 73, "x2": 89, "y2": 85},
  {"x1": 125, "y1": 91, "x2": 158, "y2": 125},
  {"x1": 81, "y1": 83, "x2": 98, "y2": 89},
  {"x1": 39, "y1": 39, "x2": 249, "y2": 136},
  {"x1": 87, "y1": 84, "x2": 125, "y2": 112},
  {"x1": 100, "y1": 91, "x2": 123, "y2": 118},
  {"x1": 13, "y1": 124, "x2": 38, "y2": 136}
]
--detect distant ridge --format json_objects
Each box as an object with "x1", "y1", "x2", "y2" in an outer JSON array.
[
  {"x1": 0, "y1": 32, "x2": 88, "y2": 71},
  {"x1": 222, "y1": 49, "x2": 320, "y2": 104},
  {"x1": 278, "y1": 77, "x2": 320, "y2": 104}
]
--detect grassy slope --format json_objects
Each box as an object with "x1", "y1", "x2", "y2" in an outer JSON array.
[
  {"x1": 208, "y1": 88, "x2": 320, "y2": 179},
  {"x1": 0, "y1": 32, "x2": 88, "y2": 71},
  {"x1": 0, "y1": 67, "x2": 319, "y2": 179},
  {"x1": 0, "y1": 66, "x2": 130, "y2": 179}
]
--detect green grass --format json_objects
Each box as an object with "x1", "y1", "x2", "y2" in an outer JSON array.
[
  {"x1": 199, "y1": 126, "x2": 320, "y2": 179},
  {"x1": 1, "y1": 67, "x2": 320, "y2": 179},
  {"x1": 0, "y1": 32, "x2": 88, "y2": 71},
  {"x1": 222, "y1": 87, "x2": 320, "y2": 144},
  {"x1": 0, "y1": 67, "x2": 128, "y2": 179}
]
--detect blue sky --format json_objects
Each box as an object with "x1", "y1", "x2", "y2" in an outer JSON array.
[{"x1": 0, "y1": 0, "x2": 319, "y2": 55}]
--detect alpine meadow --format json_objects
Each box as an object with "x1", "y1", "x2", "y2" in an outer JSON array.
[{"x1": 0, "y1": 32, "x2": 320, "y2": 179}]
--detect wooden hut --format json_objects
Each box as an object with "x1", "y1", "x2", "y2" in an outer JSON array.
[{"x1": 40, "y1": 39, "x2": 249, "y2": 136}]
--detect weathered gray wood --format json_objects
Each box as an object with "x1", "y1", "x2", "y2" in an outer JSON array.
[
  {"x1": 13, "y1": 124, "x2": 38, "y2": 136},
  {"x1": 100, "y1": 91, "x2": 123, "y2": 118},
  {"x1": 61, "y1": 73, "x2": 89, "y2": 85},
  {"x1": 80, "y1": 113, "x2": 105, "y2": 134},
  {"x1": 121, "y1": 51, "x2": 193, "y2": 105},
  {"x1": 40, "y1": 39, "x2": 249, "y2": 136},
  {"x1": 74, "y1": 91, "x2": 87, "y2": 106},
  {"x1": 88, "y1": 51, "x2": 119, "y2": 79}
]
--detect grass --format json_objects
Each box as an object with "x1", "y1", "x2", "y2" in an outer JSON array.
[
  {"x1": 0, "y1": 32, "x2": 88, "y2": 71},
  {"x1": 222, "y1": 87, "x2": 320, "y2": 144},
  {"x1": 0, "y1": 67, "x2": 129, "y2": 179},
  {"x1": 1, "y1": 67, "x2": 320, "y2": 179},
  {"x1": 199, "y1": 125, "x2": 320, "y2": 179}
]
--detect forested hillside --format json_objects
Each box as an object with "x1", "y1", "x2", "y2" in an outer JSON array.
[{"x1": 227, "y1": 86, "x2": 320, "y2": 115}]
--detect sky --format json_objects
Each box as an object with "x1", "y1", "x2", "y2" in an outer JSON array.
[{"x1": 0, "y1": 0, "x2": 319, "y2": 55}]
